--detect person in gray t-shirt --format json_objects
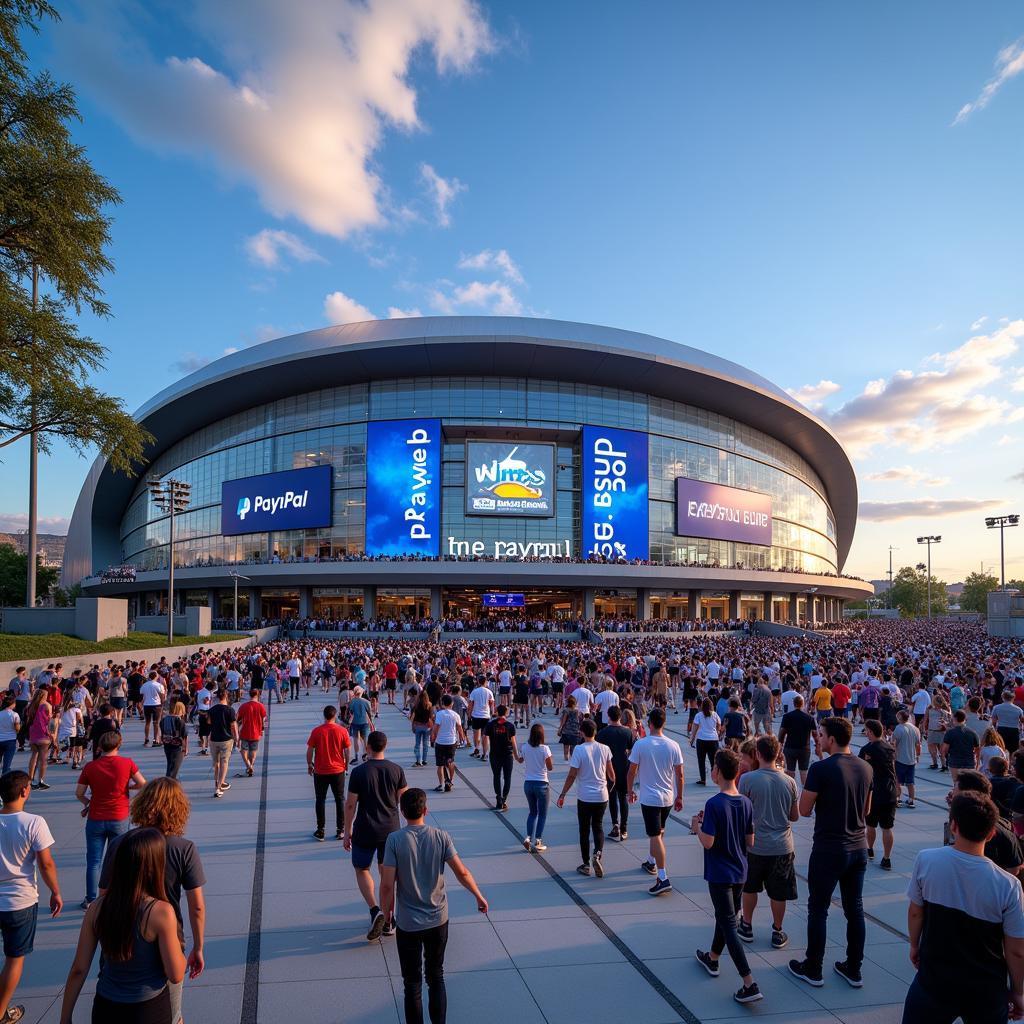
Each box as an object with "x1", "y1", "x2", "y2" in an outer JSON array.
[
  {"x1": 736, "y1": 736, "x2": 799, "y2": 947},
  {"x1": 380, "y1": 788, "x2": 488, "y2": 1024}
]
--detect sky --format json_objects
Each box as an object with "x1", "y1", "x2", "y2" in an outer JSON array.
[{"x1": 3, "y1": 0, "x2": 1024, "y2": 586}]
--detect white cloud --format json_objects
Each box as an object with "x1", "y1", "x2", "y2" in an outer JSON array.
[
  {"x1": 971, "y1": 315, "x2": 989, "y2": 331},
  {"x1": 858, "y1": 498, "x2": 1003, "y2": 521},
  {"x1": 457, "y1": 248, "x2": 523, "y2": 283},
  {"x1": 419, "y1": 163, "x2": 466, "y2": 227},
  {"x1": 786, "y1": 379, "x2": 840, "y2": 409},
  {"x1": 865, "y1": 466, "x2": 950, "y2": 487},
  {"x1": 244, "y1": 229, "x2": 322, "y2": 268},
  {"x1": 0, "y1": 513, "x2": 71, "y2": 535},
  {"x1": 386, "y1": 306, "x2": 423, "y2": 318},
  {"x1": 323, "y1": 291, "x2": 375, "y2": 326},
  {"x1": 999, "y1": 434, "x2": 1017, "y2": 446},
  {"x1": 56, "y1": 0, "x2": 492, "y2": 239},
  {"x1": 429, "y1": 279, "x2": 523, "y2": 315},
  {"x1": 826, "y1": 319, "x2": 1024, "y2": 457},
  {"x1": 171, "y1": 346, "x2": 244, "y2": 374},
  {"x1": 953, "y1": 37, "x2": 1024, "y2": 125}
]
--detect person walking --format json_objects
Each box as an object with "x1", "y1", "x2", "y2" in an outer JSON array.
[
  {"x1": 859, "y1": 720, "x2": 899, "y2": 871},
  {"x1": 597, "y1": 706, "x2": 633, "y2": 842},
  {"x1": 892, "y1": 710, "x2": 921, "y2": 808},
  {"x1": 778, "y1": 694, "x2": 817, "y2": 786},
  {"x1": 343, "y1": 731, "x2": 408, "y2": 940},
  {"x1": 483, "y1": 706, "x2": 519, "y2": 812},
  {"x1": 24, "y1": 691, "x2": 54, "y2": 792},
  {"x1": 627, "y1": 708, "x2": 684, "y2": 896},
  {"x1": 692, "y1": 749, "x2": 763, "y2": 1004},
  {"x1": 410, "y1": 692, "x2": 434, "y2": 769},
  {"x1": 992, "y1": 691, "x2": 1024, "y2": 755},
  {"x1": 557, "y1": 719, "x2": 614, "y2": 878},
  {"x1": 140, "y1": 672, "x2": 167, "y2": 748},
  {"x1": 75, "y1": 731, "x2": 146, "y2": 910},
  {"x1": 208, "y1": 690, "x2": 239, "y2": 798},
  {"x1": 942, "y1": 710, "x2": 981, "y2": 784},
  {"x1": 467, "y1": 681, "x2": 494, "y2": 760},
  {"x1": 158, "y1": 702, "x2": 188, "y2": 780},
  {"x1": 234, "y1": 689, "x2": 267, "y2": 779},
  {"x1": 902, "y1": 792, "x2": 1024, "y2": 1023},
  {"x1": 519, "y1": 724, "x2": 553, "y2": 852},
  {"x1": 429, "y1": 695, "x2": 465, "y2": 794},
  {"x1": 689, "y1": 698, "x2": 722, "y2": 786},
  {"x1": 737, "y1": 735, "x2": 799, "y2": 949},
  {"x1": 789, "y1": 716, "x2": 872, "y2": 989},
  {"x1": 59, "y1": 828, "x2": 186, "y2": 1024},
  {"x1": 307, "y1": 706, "x2": 351, "y2": 842},
  {"x1": 0, "y1": 770, "x2": 62, "y2": 1024},
  {"x1": 348, "y1": 687, "x2": 375, "y2": 762},
  {"x1": 379, "y1": 788, "x2": 489, "y2": 1024}
]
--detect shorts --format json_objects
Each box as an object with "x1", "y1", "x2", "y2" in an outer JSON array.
[
  {"x1": 784, "y1": 747, "x2": 810, "y2": 772},
  {"x1": 862, "y1": 708, "x2": 880, "y2": 721},
  {"x1": 143, "y1": 706, "x2": 161, "y2": 723},
  {"x1": 927, "y1": 731, "x2": 946, "y2": 746},
  {"x1": 866, "y1": 801, "x2": 897, "y2": 830},
  {"x1": 385, "y1": 679, "x2": 397, "y2": 691},
  {"x1": 240, "y1": 739, "x2": 260, "y2": 753},
  {"x1": 210, "y1": 739, "x2": 233, "y2": 766},
  {"x1": 350, "y1": 723, "x2": 369, "y2": 740},
  {"x1": 471, "y1": 717, "x2": 488, "y2": 731},
  {"x1": 435, "y1": 743, "x2": 456, "y2": 766},
  {"x1": 111, "y1": 697, "x2": 127, "y2": 711},
  {"x1": 351, "y1": 841, "x2": 387, "y2": 870},
  {"x1": 743, "y1": 851, "x2": 798, "y2": 901},
  {"x1": 0, "y1": 904, "x2": 37, "y2": 957},
  {"x1": 551, "y1": 682, "x2": 565, "y2": 694},
  {"x1": 197, "y1": 713, "x2": 211, "y2": 739},
  {"x1": 832, "y1": 707, "x2": 849, "y2": 718},
  {"x1": 641, "y1": 804, "x2": 671, "y2": 838},
  {"x1": 896, "y1": 762, "x2": 915, "y2": 785},
  {"x1": 753, "y1": 711, "x2": 771, "y2": 729}
]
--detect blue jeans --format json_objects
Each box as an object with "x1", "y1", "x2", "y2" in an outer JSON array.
[
  {"x1": 524, "y1": 780, "x2": 549, "y2": 841},
  {"x1": 414, "y1": 727, "x2": 430, "y2": 763},
  {"x1": 0, "y1": 740, "x2": 16, "y2": 775},
  {"x1": 85, "y1": 818, "x2": 130, "y2": 902},
  {"x1": 805, "y1": 845, "x2": 867, "y2": 972}
]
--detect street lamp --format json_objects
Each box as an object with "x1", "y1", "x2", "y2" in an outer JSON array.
[
  {"x1": 148, "y1": 476, "x2": 192, "y2": 644},
  {"x1": 229, "y1": 571, "x2": 251, "y2": 632},
  {"x1": 916, "y1": 536, "x2": 941, "y2": 620},
  {"x1": 985, "y1": 514, "x2": 1020, "y2": 589},
  {"x1": 887, "y1": 546, "x2": 899, "y2": 609}
]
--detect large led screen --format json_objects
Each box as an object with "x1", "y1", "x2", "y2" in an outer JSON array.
[
  {"x1": 675, "y1": 478, "x2": 772, "y2": 546},
  {"x1": 365, "y1": 419, "x2": 442, "y2": 556},
  {"x1": 581, "y1": 425, "x2": 649, "y2": 560},
  {"x1": 221, "y1": 466, "x2": 333, "y2": 537},
  {"x1": 465, "y1": 441, "x2": 555, "y2": 517}
]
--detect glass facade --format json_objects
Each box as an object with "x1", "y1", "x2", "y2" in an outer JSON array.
[{"x1": 118, "y1": 376, "x2": 838, "y2": 574}]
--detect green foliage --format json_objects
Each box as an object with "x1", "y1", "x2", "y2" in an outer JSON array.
[
  {"x1": 0, "y1": 632, "x2": 249, "y2": 660},
  {"x1": 888, "y1": 565, "x2": 948, "y2": 617},
  {"x1": 959, "y1": 571, "x2": 1000, "y2": 614},
  {"x1": 0, "y1": 542, "x2": 56, "y2": 605},
  {"x1": 50, "y1": 581, "x2": 81, "y2": 607}
]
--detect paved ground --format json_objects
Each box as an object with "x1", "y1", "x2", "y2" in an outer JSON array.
[{"x1": 13, "y1": 697, "x2": 945, "y2": 1023}]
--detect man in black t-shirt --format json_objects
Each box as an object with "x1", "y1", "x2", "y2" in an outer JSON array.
[
  {"x1": 789, "y1": 716, "x2": 872, "y2": 989},
  {"x1": 484, "y1": 708, "x2": 519, "y2": 811},
  {"x1": 859, "y1": 720, "x2": 899, "y2": 870},
  {"x1": 778, "y1": 696, "x2": 816, "y2": 785},
  {"x1": 89, "y1": 703, "x2": 120, "y2": 760},
  {"x1": 598, "y1": 706, "x2": 633, "y2": 841},
  {"x1": 208, "y1": 690, "x2": 238, "y2": 798},
  {"x1": 343, "y1": 731, "x2": 408, "y2": 941},
  {"x1": 942, "y1": 710, "x2": 980, "y2": 783}
]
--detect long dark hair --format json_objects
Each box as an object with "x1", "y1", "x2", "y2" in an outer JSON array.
[
  {"x1": 700, "y1": 698, "x2": 713, "y2": 716},
  {"x1": 95, "y1": 827, "x2": 168, "y2": 962},
  {"x1": 528, "y1": 723, "x2": 545, "y2": 747}
]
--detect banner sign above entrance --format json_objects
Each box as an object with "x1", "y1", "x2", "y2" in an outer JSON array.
[{"x1": 482, "y1": 593, "x2": 525, "y2": 608}]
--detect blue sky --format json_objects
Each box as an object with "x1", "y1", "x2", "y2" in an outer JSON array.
[{"x1": 5, "y1": 0, "x2": 1024, "y2": 584}]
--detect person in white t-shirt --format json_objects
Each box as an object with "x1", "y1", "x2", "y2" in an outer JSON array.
[
  {"x1": 518, "y1": 723, "x2": 555, "y2": 852},
  {"x1": 468, "y1": 684, "x2": 495, "y2": 759},
  {"x1": 557, "y1": 720, "x2": 614, "y2": 877},
  {"x1": 573, "y1": 684, "x2": 594, "y2": 716},
  {"x1": 910, "y1": 683, "x2": 932, "y2": 725},
  {"x1": 0, "y1": 770, "x2": 62, "y2": 1023},
  {"x1": 430, "y1": 695, "x2": 466, "y2": 793},
  {"x1": 140, "y1": 672, "x2": 167, "y2": 748},
  {"x1": 592, "y1": 681, "x2": 619, "y2": 727},
  {"x1": 627, "y1": 708, "x2": 684, "y2": 896}
]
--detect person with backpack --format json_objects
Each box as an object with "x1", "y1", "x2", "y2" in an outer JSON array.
[{"x1": 925, "y1": 694, "x2": 953, "y2": 772}]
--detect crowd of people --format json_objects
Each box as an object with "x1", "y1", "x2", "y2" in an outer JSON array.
[{"x1": 1, "y1": 618, "x2": 1023, "y2": 1022}]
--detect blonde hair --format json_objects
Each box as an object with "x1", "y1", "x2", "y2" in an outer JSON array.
[{"x1": 171, "y1": 701, "x2": 186, "y2": 717}]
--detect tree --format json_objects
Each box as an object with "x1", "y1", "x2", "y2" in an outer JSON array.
[
  {"x1": 51, "y1": 581, "x2": 81, "y2": 607},
  {"x1": 959, "y1": 571, "x2": 999, "y2": 614},
  {"x1": 0, "y1": 1, "x2": 151, "y2": 604},
  {"x1": 888, "y1": 565, "x2": 948, "y2": 617},
  {"x1": 0, "y1": 542, "x2": 57, "y2": 606}
]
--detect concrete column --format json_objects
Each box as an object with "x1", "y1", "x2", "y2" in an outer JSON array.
[
  {"x1": 364, "y1": 586, "x2": 378, "y2": 620},
  {"x1": 763, "y1": 591, "x2": 773, "y2": 622},
  {"x1": 688, "y1": 589, "x2": 702, "y2": 621},
  {"x1": 299, "y1": 586, "x2": 312, "y2": 619},
  {"x1": 788, "y1": 593, "x2": 798, "y2": 624},
  {"x1": 249, "y1": 589, "x2": 261, "y2": 618},
  {"x1": 728, "y1": 590, "x2": 740, "y2": 620},
  {"x1": 637, "y1": 588, "x2": 651, "y2": 620},
  {"x1": 429, "y1": 586, "x2": 442, "y2": 621},
  {"x1": 583, "y1": 588, "x2": 596, "y2": 620}
]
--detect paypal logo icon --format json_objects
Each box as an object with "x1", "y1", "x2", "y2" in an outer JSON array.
[
  {"x1": 221, "y1": 466, "x2": 332, "y2": 537},
  {"x1": 236, "y1": 497, "x2": 251, "y2": 521}
]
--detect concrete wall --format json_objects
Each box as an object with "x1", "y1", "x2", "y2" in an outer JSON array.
[
  {"x1": 135, "y1": 606, "x2": 211, "y2": 638},
  {"x1": 752, "y1": 621, "x2": 827, "y2": 639},
  {"x1": 988, "y1": 590, "x2": 1024, "y2": 637},
  {"x1": 2, "y1": 608, "x2": 77, "y2": 635},
  {"x1": 1, "y1": 598, "x2": 128, "y2": 642}
]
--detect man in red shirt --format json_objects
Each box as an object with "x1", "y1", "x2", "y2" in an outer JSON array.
[
  {"x1": 75, "y1": 731, "x2": 145, "y2": 908},
  {"x1": 383, "y1": 661, "x2": 399, "y2": 706},
  {"x1": 307, "y1": 705, "x2": 352, "y2": 841},
  {"x1": 236, "y1": 688, "x2": 269, "y2": 779},
  {"x1": 831, "y1": 677, "x2": 852, "y2": 719}
]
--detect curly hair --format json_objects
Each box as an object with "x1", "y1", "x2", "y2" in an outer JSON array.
[{"x1": 129, "y1": 777, "x2": 191, "y2": 836}]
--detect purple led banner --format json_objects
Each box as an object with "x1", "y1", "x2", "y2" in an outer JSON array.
[{"x1": 675, "y1": 478, "x2": 772, "y2": 546}]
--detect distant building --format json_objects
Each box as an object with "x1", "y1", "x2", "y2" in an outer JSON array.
[{"x1": 0, "y1": 533, "x2": 65, "y2": 570}]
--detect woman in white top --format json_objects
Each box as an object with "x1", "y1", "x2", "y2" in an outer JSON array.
[
  {"x1": 687, "y1": 698, "x2": 722, "y2": 786},
  {"x1": 556, "y1": 719, "x2": 615, "y2": 877},
  {"x1": 517, "y1": 723, "x2": 554, "y2": 853},
  {"x1": 57, "y1": 693, "x2": 86, "y2": 769},
  {"x1": 0, "y1": 693, "x2": 20, "y2": 774},
  {"x1": 979, "y1": 728, "x2": 1007, "y2": 777}
]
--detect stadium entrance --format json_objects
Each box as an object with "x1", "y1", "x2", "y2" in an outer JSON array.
[{"x1": 442, "y1": 588, "x2": 581, "y2": 620}]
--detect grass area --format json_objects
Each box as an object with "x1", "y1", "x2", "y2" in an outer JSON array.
[{"x1": 0, "y1": 632, "x2": 249, "y2": 661}]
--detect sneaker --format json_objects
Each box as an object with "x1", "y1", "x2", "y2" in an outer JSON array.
[
  {"x1": 576, "y1": 863, "x2": 591, "y2": 876},
  {"x1": 247, "y1": 768, "x2": 254, "y2": 777},
  {"x1": 879, "y1": 857, "x2": 892, "y2": 871},
  {"x1": 523, "y1": 837, "x2": 532, "y2": 852},
  {"x1": 593, "y1": 853, "x2": 604, "y2": 878},
  {"x1": 619, "y1": 831, "x2": 628, "y2": 841},
  {"x1": 494, "y1": 799, "x2": 503, "y2": 811},
  {"x1": 533, "y1": 840, "x2": 548, "y2": 852},
  {"x1": 834, "y1": 960, "x2": 863, "y2": 988},
  {"x1": 199, "y1": 749, "x2": 209, "y2": 756},
  {"x1": 737, "y1": 919, "x2": 754, "y2": 943},
  {"x1": 220, "y1": 782, "x2": 231, "y2": 792},
  {"x1": 867, "y1": 847, "x2": 874, "y2": 859},
  {"x1": 694, "y1": 949, "x2": 720, "y2": 977},
  {"x1": 79, "y1": 899, "x2": 92, "y2": 910},
  {"x1": 444, "y1": 783, "x2": 452, "y2": 792},
  {"x1": 2, "y1": 1004, "x2": 25, "y2": 1022},
  {"x1": 501, "y1": 802, "x2": 509, "y2": 812},
  {"x1": 313, "y1": 829, "x2": 325, "y2": 842},
  {"x1": 927, "y1": 763, "x2": 939, "y2": 770},
  {"x1": 695, "y1": 779, "x2": 706, "y2": 786},
  {"x1": 648, "y1": 877, "x2": 672, "y2": 896},
  {"x1": 940, "y1": 765, "x2": 949, "y2": 773},
  {"x1": 36, "y1": 782, "x2": 50, "y2": 791},
  {"x1": 382, "y1": 919, "x2": 395, "y2": 937},
  {"x1": 733, "y1": 983, "x2": 763, "y2": 1004},
  {"x1": 367, "y1": 908, "x2": 386, "y2": 941},
  {"x1": 335, "y1": 830, "x2": 343, "y2": 841},
  {"x1": 771, "y1": 928, "x2": 788, "y2": 949},
  {"x1": 640, "y1": 860, "x2": 657, "y2": 875},
  {"x1": 906, "y1": 800, "x2": 915, "y2": 808},
  {"x1": 608, "y1": 825, "x2": 621, "y2": 841},
  {"x1": 434, "y1": 785, "x2": 445, "y2": 792},
  {"x1": 788, "y1": 959, "x2": 824, "y2": 987},
  {"x1": 213, "y1": 789, "x2": 223, "y2": 798}
]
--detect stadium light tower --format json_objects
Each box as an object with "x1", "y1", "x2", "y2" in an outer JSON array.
[
  {"x1": 887, "y1": 545, "x2": 899, "y2": 609},
  {"x1": 985, "y1": 514, "x2": 1020, "y2": 589},
  {"x1": 229, "y1": 570, "x2": 251, "y2": 632},
  {"x1": 148, "y1": 476, "x2": 192, "y2": 644},
  {"x1": 916, "y1": 536, "x2": 941, "y2": 620}
]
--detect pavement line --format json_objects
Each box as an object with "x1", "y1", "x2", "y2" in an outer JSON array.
[
  {"x1": 454, "y1": 766, "x2": 702, "y2": 1024},
  {"x1": 239, "y1": 701, "x2": 272, "y2": 1024}
]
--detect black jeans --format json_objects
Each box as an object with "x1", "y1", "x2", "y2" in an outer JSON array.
[
  {"x1": 696, "y1": 739, "x2": 718, "y2": 782},
  {"x1": 902, "y1": 974, "x2": 1007, "y2": 1024},
  {"x1": 708, "y1": 882, "x2": 751, "y2": 977},
  {"x1": 396, "y1": 922, "x2": 449, "y2": 1024},
  {"x1": 289, "y1": 678, "x2": 300, "y2": 699},
  {"x1": 805, "y1": 845, "x2": 867, "y2": 972},
  {"x1": 608, "y1": 777, "x2": 629, "y2": 832},
  {"x1": 577, "y1": 800, "x2": 607, "y2": 863},
  {"x1": 997, "y1": 727, "x2": 1020, "y2": 754},
  {"x1": 163, "y1": 744, "x2": 184, "y2": 779},
  {"x1": 313, "y1": 772, "x2": 345, "y2": 832},
  {"x1": 490, "y1": 755, "x2": 513, "y2": 803}
]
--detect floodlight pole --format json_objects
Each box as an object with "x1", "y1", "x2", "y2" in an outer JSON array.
[
  {"x1": 230, "y1": 571, "x2": 251, "y2": 632},
  {"x1": 916, "y1": 535, "x2": 941, "y2": 619},
  {"x1": 150, "y1": 477, "x2": 192, "y2": 645},
  {"x1": 986, "y1": 515, "x2": 1020, "y2": 589}
]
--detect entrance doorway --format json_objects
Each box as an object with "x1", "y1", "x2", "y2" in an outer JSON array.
[
  {"x1": 442, "y1": 589, "x2": 581, "y2": 621},
  {"x1": 262, "y1": 589, "x2": 300, "y2": 620}
]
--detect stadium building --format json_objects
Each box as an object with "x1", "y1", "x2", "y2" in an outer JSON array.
[{"x1": 62, "y1": 317, "x2": 872, "y2": 624}]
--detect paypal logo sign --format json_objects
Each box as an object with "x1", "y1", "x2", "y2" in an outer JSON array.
[{"x1": 221, "y1": 466, "x2": 332, "y2": 537}]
